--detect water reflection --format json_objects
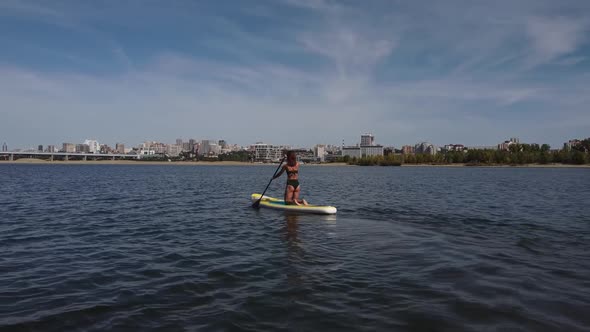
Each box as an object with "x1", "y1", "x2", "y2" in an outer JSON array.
[
  {"x1": 282, "y1": 213, "x2": 304, "y2": 287},
  {"x1": 284, "y1": 213, "x2": 300, "y2": 244},
  {"x1": 282, "y1": 213, "x2": 337, "y2": 246},
  {"x1": 281, "y1": 213, "x2": 337, "y2": 288}
]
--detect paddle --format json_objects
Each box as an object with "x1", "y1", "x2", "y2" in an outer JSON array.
[{"x1": 252, "y1": 155, "x2": 285, "y2": 208}]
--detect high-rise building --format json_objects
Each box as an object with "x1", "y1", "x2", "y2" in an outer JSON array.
[
  {"x1": 176, "y1": 139, "x2": 183, "y2": 146},
  {"x1": 564, "y1": 139, "x2": 582, "y2": 150},
  {"x1": 116, "y1": 143, "x2": 125, "y2": 154},
  {"x1": 38, "y1": 145, "x2": 43, "y2": 152},
  {"x1": 498, "y1": 137, "x2": 520, "y2": 151},
  {"x1": 251, "y1": 143, "x2": 288, "y2": 162},
  {"x1": 1, "y1": 142, "x2": 6, "y2": 152},
  {"x1": 342, "y1": 146, "x2": 361, "y2": 158},
  {"x1": 218, "y1": 140, "x2": 227, "y2": 148},
  {"x1": 166, "y1": 144, "x2": 182, "y2": 156},
  {"x1": 359, "y1": 133, "x2": 382, "y2": 156},
  {"x1": 443, "y1": 144, "x2": 465, "y2": 152},
  {"x1": 415, "y1": 142, "x2": 436, "y2": 155},
  {"x1": 152, "y1": 143, "x2": 167, "y2": 154},
  {"x1": 100, "y1": 144, "x2": 113, "y2": 154},
  {"x1": 361, "y1": 134, "x2": 375, "y2": 146},
  {"x1": 62, "y1": 143, "x2": 75, "y2": 153},
  {"x1": 200, "y1": 140, "x2": 210, "y2": 155},
  {"x1": 325, "y1": 145, "x2": 340, "y2": 154},
  {"x1": 189, "y1": 139, "x2": 197, "y2": 153},
  {"x1": 47, "y1": 145, "x2": 57, "y2": 153},
  {"x1": 210, "y1": 143, "x2": 220, "y2": 156},
  {"x1": 200, "y1": 140, "x2": 220, "y2": 156},
  {"x1": 84, "y1": 139, "x2": 100, "y2": 153},
  {"x1": 76, "y1": 144, "x2": 90, "y2": 153},
  {"x1": 402, "y1": 145, "x2": 415, "y2": 154},
  {"x1": 342, "y1": 133, "x2": 383, "y2": 158},
  {"x1": 314, "y1": 144, "x2": 327, "y2": 162},
  {"x1": 361, "y1": 145, "x2": 384, "y2": 157}
]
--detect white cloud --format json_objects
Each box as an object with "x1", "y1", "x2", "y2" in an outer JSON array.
[
  {"x1": 298, "y1": 28, "x2": 395, "y2": 74},
  {"x1": 525, "y1": 16, "x2": 589, "y2": 67},
  {"x1": 0, "y1": 0, "x2": 63, "y2": 18},
  {"x1": 555, "y1": 56, "x2": 587, "y2": 66},
  {"x1": 280, "y1": 0, "x2": 343, "y2": 13},
  {"x1": 2, "y1": 47, "x2": 586, "y2": 149}
]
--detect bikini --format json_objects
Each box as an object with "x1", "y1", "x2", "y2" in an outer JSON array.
[{"x1": 286, "y1": 166, "x2": 299, "y2": 189}]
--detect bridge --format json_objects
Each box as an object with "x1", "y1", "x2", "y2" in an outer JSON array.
[{"x1": 0, "y1": 151, "x2": 141, "y2": 161}]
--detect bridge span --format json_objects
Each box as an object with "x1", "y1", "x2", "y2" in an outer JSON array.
[{"x1": 0, "y1": 151, "x2": 141, "y2": 161}]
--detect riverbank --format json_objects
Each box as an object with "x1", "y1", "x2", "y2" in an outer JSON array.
[
  {"x1": 0, "y1": 159, "x2": 259, "y2": 166},
  {"x1": 400, "y1": 163, "x2": 590, "y2": 168},
  {"x1": 1, "y1": 159, "x2": 588, "y2": 167},
  {"x1": 0, "y1": 159, "x2": 349, "y2": 166}
]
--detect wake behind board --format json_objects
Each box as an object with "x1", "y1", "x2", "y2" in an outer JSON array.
[{"x1": 251, "y1": 194, "x2": 337, "y2": 215}]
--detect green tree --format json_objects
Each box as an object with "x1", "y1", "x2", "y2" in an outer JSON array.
[
  {"x1": 218, "y1": 151, "x2": 251, "y2": 162},
  {"x1": 404, "y1": 154, "x2": 416, "y2": 164},
  {"x1": 538, "y1": 151, "x2": 550, "y2": 164},
  {"x1": 572, "y1": 150, "x2": 587, "y2": 164}
]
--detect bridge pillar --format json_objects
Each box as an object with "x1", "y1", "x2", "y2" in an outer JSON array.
[
  {"x1": 83, "y1": 155, "x2": 87, "y2": 161},
  {"x1": 112, "y1": 156, "x2": 116, "y2": 161},
  {"x1": 50, "y1": 154, "x2": 54, "y2": 161},
  {"x1": 65, "y1": 155, "x2": 69, "y2": 161},
  {"x1": 9, "y1": 154, "x2": 13, "y2": 161}
]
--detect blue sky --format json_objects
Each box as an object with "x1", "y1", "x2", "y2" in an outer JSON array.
[{"x1": 1, "y1": 0, "x2": 589, "y2": 149}]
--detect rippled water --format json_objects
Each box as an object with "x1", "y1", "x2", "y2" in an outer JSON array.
[{"x1": 1, "y1": 164, "x2": 589, "y2": 331}]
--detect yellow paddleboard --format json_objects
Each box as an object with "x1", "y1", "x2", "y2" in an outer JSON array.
[{"x1": 251, "y1": 194, "x2": 337, "y2": 215}]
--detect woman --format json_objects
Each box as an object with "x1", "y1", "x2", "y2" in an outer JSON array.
[{"x1": 273, "y1": 151, "x2": 308, "y2": 205}]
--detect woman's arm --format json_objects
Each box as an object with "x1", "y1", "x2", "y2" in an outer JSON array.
[{"x1": 273, "y1": 165, "x2": 286, "y2": 179}]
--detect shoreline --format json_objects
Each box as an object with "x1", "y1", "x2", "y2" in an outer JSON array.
[
  {"x1": 0, "y1": 159, "x2": 588, "y2": 168},
  {"x1": 0, "y1": 159, "x2": 265, "y2": 166},
  {"x1": 0, "y1": 159, "x2": 349, "y2": 166},
  {"x1": 399, "y1": 163, "x2": 590, "y2": 168}
]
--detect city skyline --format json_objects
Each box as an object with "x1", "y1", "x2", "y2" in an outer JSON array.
[
  {"x1": 2, "y1": 133, "x2": 585, "y2": 154},
  {"x1": 1, "y1": 1, "x2": 590, "y2": 148}
]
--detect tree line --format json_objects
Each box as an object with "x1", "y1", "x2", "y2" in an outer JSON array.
[{"x1": 340, "y1": 139, "x2": 590, "y2": 166}]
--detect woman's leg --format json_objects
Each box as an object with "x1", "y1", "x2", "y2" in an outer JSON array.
[
  {"x1": 285, "y1": 185, "x2": 295, "y2": 204},
  {"x1": 293, "y1": 187, "x2": 308, "y2": 206}
]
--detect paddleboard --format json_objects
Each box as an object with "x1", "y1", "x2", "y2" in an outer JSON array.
[{"x1": 251, "y1": 193, "x2": 337, "y2": 215}]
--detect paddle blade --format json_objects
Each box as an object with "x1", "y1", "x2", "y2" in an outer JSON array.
[{"x1": 252, "y1": 199, "x2": 261, "y2": 208}]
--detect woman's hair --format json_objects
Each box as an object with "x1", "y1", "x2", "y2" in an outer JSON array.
[{"x1": 286, "y1": 150, "x2": 296, "y2": 157}]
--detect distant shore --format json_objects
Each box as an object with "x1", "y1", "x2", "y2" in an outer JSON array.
[
  {"x1": 1, "y1": 159, "x2": 588, "y2": 168},
  {"x1": 0, "y1": 159, "x2": 348, "y2": 166},
  {"x1": 0, "y1": 159, "x2": 264, "y2": 166},
  {"x1": 399, "y1": 163, "x2": 590, "y2": 168}
]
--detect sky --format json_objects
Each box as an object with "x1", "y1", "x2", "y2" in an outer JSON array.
[{"x1": 1, "y1": 0, "x2": 589, "y2": 149}]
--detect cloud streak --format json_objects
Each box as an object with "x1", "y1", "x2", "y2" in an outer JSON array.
[{"x1": 525, "y1": 16, "x2": 589, "y2": 67}]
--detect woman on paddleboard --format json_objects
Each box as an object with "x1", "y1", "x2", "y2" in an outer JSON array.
[{"x1": 273, "y1": 151, "x2": 308, "y2": 206}]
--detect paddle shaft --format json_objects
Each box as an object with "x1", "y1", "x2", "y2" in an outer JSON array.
[{"x1": 252, "y1": 156, "x2": 285, "y2": 208}]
